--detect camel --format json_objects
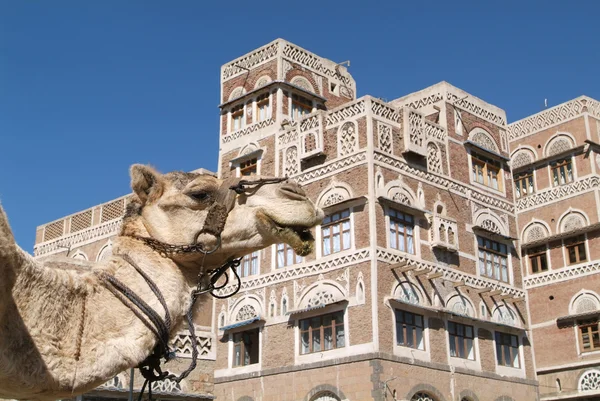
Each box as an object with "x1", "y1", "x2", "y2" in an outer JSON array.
[{"x1": 0, "y1": 164, "x2": 324, "y2": 401}]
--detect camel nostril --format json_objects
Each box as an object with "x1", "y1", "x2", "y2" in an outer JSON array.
[{"x1": 280, "y1": 183, "x2": 307, "y2": 201}]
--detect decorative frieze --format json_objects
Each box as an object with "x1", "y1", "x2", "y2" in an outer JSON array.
[
  {"x1": 222, "y1": 41, "x2": 279, "y2": 81},
  {"x1": 213, "y1": 248, "x2": 370, "y2": 296},
  {"x1": 170, "y1": 329, "x2": 216, "y2": 360},
  {"x1": 424, "y1": 120, "x2": 446, "y2": 142},
  {"x1": 295, "y1": 152, "x2": 367, "y2": 184},
  {"x1": 404, "y1": 92, "x2": 444, "y2": 110},
  {"x1": 34, "y1": 219, "x2": 122, "y2": 257},
  {"x1": 221, "y1": 118, "x2": 275, "y2": 144},
  {"x1": 377, "y1": 248, "x2": 525, "y2": 297},
  {"x1": 508, "y1": 96, "x2": 600, "y2": 141},
  {"x1": 282, "y1": 43, "x2": 354, "y2": 88},
  {"x1": 371, "y1": 98, "x2": 401, "y2": 124},
  {"x1": 326, "y1": 100, "x2": 366, "y2": 126},
  {"x1": 403, "y1": 109, "x2": 427, "y2": 156},
  {"x1": 447, "y1": 91, "x2": 506, "y2": 127},
  {"x1": 516, "y1": 176, "x2": 600, "y2": 212},
  {"x1": 524, "y1": 260, "x2": 600, "y2": 289}
]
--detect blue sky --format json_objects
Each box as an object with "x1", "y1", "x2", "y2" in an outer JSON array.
[{"x1": 1, "y1": 1, "x2": 599, "y2": 251}]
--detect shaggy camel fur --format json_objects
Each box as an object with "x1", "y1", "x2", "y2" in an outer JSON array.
[{"x1": 0, "y1": 165, "x2": 323, "y2": 401}]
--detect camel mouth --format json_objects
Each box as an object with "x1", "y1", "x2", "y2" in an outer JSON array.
[{"x1": 270, "y1": 221, "x2": 315, "y2": 256}]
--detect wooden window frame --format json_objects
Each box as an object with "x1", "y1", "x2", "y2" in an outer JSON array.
[
  {"x1": 321, "y1": 209, "x2": 351, "y2": 256},
  {"x1": 237, "y1": 251, "x2": 259, "y2": 278},
  {"x1": 388, "y1": 209, "x2": 415, "y2": 254},
  {"x1": 551, "y1": 158, "x2": 573, "y2": 187},
  {"x1": 578, "y1": 320, "x2": 600, "y2": 352},
  {"x1": 256, "y1": 93, "x2": 270, "y2": 122},
  {"x1": 239, "y1": 157, "x2": 258, "y2": 177},
  {"x1": 477, "y1": 236, "x2": 509, "y2": 283},
  {"x1": 276, "y1": 243, "x2": 302, "y2": 268},
  {"x1": 231, "y1": 105, "x2": 244, "y2": 132},
  {"x1": 495, "y1": 332, "x2": 520, "y2": 368},
  {"x1": 291, "y1": 93, "x2": 313, "y2": 121},
  {"x1": 471, "y1": 153, "x2": 503, "y2": 191},
  {"x1": 395, "y1": 309, "x2": 425, "y2": 350},
  {"x1": 448, "y1": 321, "x2": 475, "y2": 360},
  {"x1": 528, "y1": 246, "x2": 548, "y2": 274},
  {"x1": 514, "y1": 171, "x2": 534, "y2": 199},
  {"x1": 299, "y1": 311, "x2": 345, "y2": 355},
  {"x1": 232, "y1": 329, "x2": 259, "y2": 367},
  {"x1": 565, "y1": 235, "x2": 587, "y2": 265}
]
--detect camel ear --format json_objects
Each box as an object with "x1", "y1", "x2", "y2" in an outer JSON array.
[{"x1": 130, "y1": 164, "x2": 164, "y2": 204}]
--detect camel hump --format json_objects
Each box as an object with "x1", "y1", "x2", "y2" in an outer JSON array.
[{"x1": 0, "y1": 203, "x2": 15, "y2": 249}]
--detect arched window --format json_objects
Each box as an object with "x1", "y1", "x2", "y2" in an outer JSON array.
[{"x1": 412, "y1": 392, "x2": 436, "y2": 401}]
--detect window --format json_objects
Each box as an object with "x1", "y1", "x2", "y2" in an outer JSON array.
[
  {"x1": 233, "y1": 329, "x2": 259, "y2": 367},
  {"x1": 477, "y1": 236, "x2": 509, "y2": 283},
  {"x1": 448, "y1": 321, "x2": 475, "y2": 360},
  {"x1": 291, "y1": 94, "x2": 312, "y2": 121},
  {"x1": 472, "y1": 153, "x2": 503, "y2": 190},
  {"x1": 514, "y1": 171, "x2": 534, "y2": 198},
  {"x1": 276, "y1": 243, "x2": 302, "y2": 268},
  {"x1": 551, "y1": 159, "x2": 573, "y2": 186},
  {"x1": 389, "y1": 209, "x2": 414, "y2": 254},
  {"x1": 495, "y1": 332, "x2": 520, "y2": 368},
  {"x1": 231, "y1": 105, "x2": 244, "y2": 131},
  {"x1": 237, "y1": 251, "x2": 259, "y2": 278},
  {"x1": 240, "y1": 158, "x2": 258, "y2": 176},
  {"x1": 578, "y1": 320, "x2": 600, "y2": 352},
  {"x1": 321, "y1": 209, "x2": 351, "y2": 256},
  {"x1": 565, "y1": 236, "x2": 587, "y2": 265},
  {"x1": 395, "y1": 309, "x2": 424, "y2": 350},
  {"x1": 257, "y1": 93, "x2": 270, "y2": 122},
  {"x1": 300, "y1": 311, "x2": 345, "y2": 355},
  {"x1": 528, "y1": 246, "x2": 548, "y2": 274}
]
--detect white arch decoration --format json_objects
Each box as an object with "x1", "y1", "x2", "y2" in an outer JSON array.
[
  {"x1": 473, "y1": 209, "x2": 509, "y2": 237},
  {"x1": 281, "y1": 288, "x2": 289, "y2": 316},
  {"x1": 558, "y1": 209, "x2": 588, "y2": 233},
  {"x1": 96, "y1": 240, "x2": 113, "y2": 262},
  {"x1": 579, "y1": 369, "x2": 600, "y2": 391},
  {"x1": 469, "y1": 128, "x2": 499, "y2": 153},
  {"x1": 254, "y1": 75, "x2": 272, "y2": 89},
  {"x1": 228, "y1": 295, "x2": 264, "y2": 324},
  {"x1": 544, "y1": 133, "x2": 575, "y2": 158},
  {"x1": 382, "y1": 179, "x2": 420, "y2": 208},
  {"x1": 393, "y1": 281, "x2": 423, "y2": 305},
  {"x1": 297, "y1": 280, "x2": 346, "y2": 310},
  {"x1": 228, "y1": 86, "x2": 246, "y2": 101},
  {"x1": 316, "y1": 181, "x2": 354, "y2": 209},
  {"x1": 521, "y1": 220, "x2": 551, "y2": 243},
  {"x1": 569, "y1": 290, "x2": 600, "y2": 315},
  {"x1": 511, "y1": 147, "x2": 536, "y2": 169},
  {"x1": 492, "y1": 304, "x2": 518, "y2": 326},
  {"x1": 238, "y1": 142, "x2": 260, "y2": 158},
  {"x1": 290, "y1": 76, "x2": 315, "y2": 93},
  {"x1": 446, "y1": 294, "x2": 475, "y2": 317},
  {"x1": 356, "y1": 271, "x2": 365, "y2": 304},
  {"x1": 71, "y1": 250, "x2": 88, "y2": 261}
]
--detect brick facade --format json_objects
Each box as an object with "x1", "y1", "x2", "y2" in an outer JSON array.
[{"x1": 31, "y1": 39, "x2": 600, "y2": 401}]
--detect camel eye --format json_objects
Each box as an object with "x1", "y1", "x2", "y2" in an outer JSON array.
[{"x1": 188, "y1": 191, "x2": 210, "y2": 202}]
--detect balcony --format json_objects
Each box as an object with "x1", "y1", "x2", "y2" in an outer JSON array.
[{"x1": 431, "y1": 215, "x2": 458, "y2": 252}]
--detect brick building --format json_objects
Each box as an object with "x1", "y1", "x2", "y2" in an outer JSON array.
[
  {"x1": 508, "y1": 99, "x2": 600, "y2": 400},
  {"x1": 30, "y1": 39, "x2": 600, "y2": 401}
]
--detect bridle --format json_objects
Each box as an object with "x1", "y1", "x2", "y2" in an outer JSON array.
[{"x1": 97, "y1": 176, "x2": 288, "y2": 400}]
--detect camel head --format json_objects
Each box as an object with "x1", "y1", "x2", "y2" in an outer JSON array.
[{"x1": 123, "y1": 164, "x2": 324, "y2": 265}]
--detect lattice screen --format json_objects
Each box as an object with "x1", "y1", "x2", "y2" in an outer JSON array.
[
  {"x1": 70, "y1": 210, "x2": 92, "y2": 233},
  {"x1": 101, "y1": 199, "x2": 125, "y2": 223},
  {"x1": 43, "y1": 220, "x2": 65, "y2": 241}
]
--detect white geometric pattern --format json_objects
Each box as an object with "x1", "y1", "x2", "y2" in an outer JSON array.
[
  {"x1": 447, "y1": 91, "x2": 506, "y2": 126},
  {"x1": 512, "y1": 150, "x2": 534, "y2": 169},
  {"x1": 371, "y1": 99, "x2": 401, "y2": 123},
  {"x1": 282, "y1": 43, "x2": 354, "y2": 87},
  {"x1": 471, "y1": 130, "x2": 499, "y2": 153},
  {"x1": 412, "y1": 392, "x2": 436, "y2": 401},
  {"x1": 213, "y1": 249, "x2": 370, "y2": 296},
  {"x1": 285, "y1": 146, "x2": 299, "y2": 177},
  {"x1": 427, "y1": 143, "x2": 442, "y2": 173},
  {"x1": 516, "y1": 176, "x2": 600, "y2": 212},
  {"x1": 151, "y1": 378, "x2": 182, "y2": 393},
  {"x1": 236, "y1": 305, "x2": 258, "y2": 321},
  {"x1": 222, "y1": 118, "x2": 275, "y2": 144},
  {"x1": 222, "y1": 41, "x2": 279, "y2": 81},
  {"x1": 339, "y1": 122, "x2": 358, "y2": 156},
  {"x1": 561, "y1": 213, "x2": 586, "y2": 233},
  {"x1": 327, "y1": 100, "x2": 366, "y2": 126},
  {"x1": 170, "y1": 329, "x2": 215, "y2": 360},
  {"x1": 508, "y1": 97, "x2": 600, "y2": 141},
  {"x1": 296, "y1": 152, "x2": 367, "y2": 185},
  {"x1": 573, "y1": 295, "x2": 600, "y2": 314},
  {"x1": 524, "y1": 260, "x2": 600, "y2": 289},
  {"x1": 378, "y1": 122, "x2": 392, "y2": 153},
  {"x1": 306, "y1": 290, "x2": 336, "y2": 308},
  {"x1": 579, "y1": 370, "x2": 600, "y2": 391},
  {"x1": 524, "y1": 223, "x2": 548, "y2": 243}
]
